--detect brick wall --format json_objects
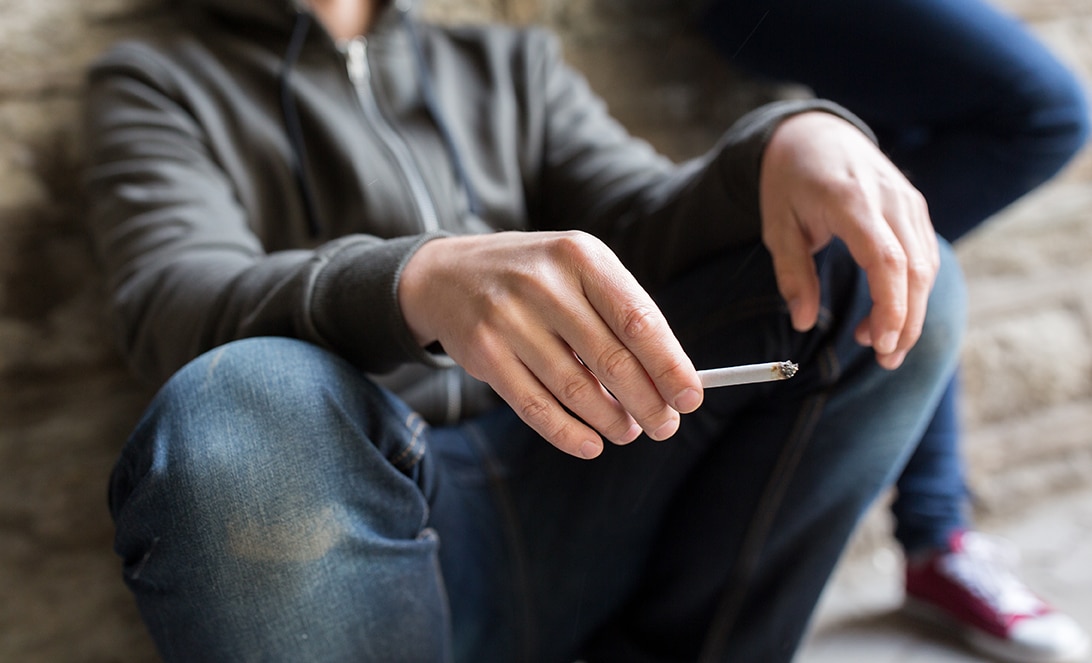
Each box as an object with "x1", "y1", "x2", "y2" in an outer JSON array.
[{"x1": 1, "y1": 0, "x2": 1089, "y2": 659}]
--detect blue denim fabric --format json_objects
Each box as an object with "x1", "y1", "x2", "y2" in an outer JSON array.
[
  {"x1": 697, "y1": 0, "x2": 1090, "y2": 552},
  {"x1": 108, "y1": 241, "x2": 964, "y2": 662}
]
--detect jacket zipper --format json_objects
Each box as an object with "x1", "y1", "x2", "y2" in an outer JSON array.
[
  {"x1": 346, "y1": 35, "x2": 462, "y2": 424},
  {"x1": 345, "y1": 37, "x2": 441, "y2": 233}
]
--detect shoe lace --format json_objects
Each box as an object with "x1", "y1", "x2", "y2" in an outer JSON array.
[{"x1": 939, "y1": 532, "x2": 1046, "y2": 617}]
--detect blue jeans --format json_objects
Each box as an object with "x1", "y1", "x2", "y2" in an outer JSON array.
[
  {"x1": 697, "y1": 0, "x2": 1090, "y2": 552},
  {"x1": 108, "y1": 241, "x2": 964, "y2": 662}
]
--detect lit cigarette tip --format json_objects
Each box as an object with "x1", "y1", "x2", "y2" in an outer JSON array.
[{"x1": 698, "y1": 360, "x2": 799, "y2": 389}]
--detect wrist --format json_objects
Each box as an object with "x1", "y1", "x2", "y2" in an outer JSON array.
[{"x1": 398, "y1": 236, "x2": 445, "y2": 347}]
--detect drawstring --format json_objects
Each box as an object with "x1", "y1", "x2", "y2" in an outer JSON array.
[
  {"x1": 279, "y1": 12, "x2": 322, "y2": 238},
  {"x1": 398, "y1": 7, "x2": 483, "y2": 217}
]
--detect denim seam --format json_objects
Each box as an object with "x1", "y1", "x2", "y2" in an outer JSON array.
[
  {"x1": 390, "y1": 412, "x2": 427, "y2": 473},
  {"x1": 698, "y1": 341, "x2": 841, "y2": 661},
  {"x1": 127, "y1": 536, "x2": 161, "y2": 582}
]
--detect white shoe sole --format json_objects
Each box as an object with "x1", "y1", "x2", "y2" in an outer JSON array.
[{"x1": 902, "y1": 597, "x2": 1091, "y2": 663}]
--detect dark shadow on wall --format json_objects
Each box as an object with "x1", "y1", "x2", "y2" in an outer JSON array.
[{"x1": 0, "y1": 96, "x2": 159, "y2": 661}]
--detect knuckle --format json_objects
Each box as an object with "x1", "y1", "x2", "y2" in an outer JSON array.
[
  {"x1": 907, "y1": 258, "x2": 936, "y2": 286},
  {"x1": 876, "y1": 243, "x2": 907, "y2": 272},
  {"x1": 515, "y1": 391, "x2": 584, "y2": 451},
  {"x1": 596, "y1": 344, "x2": 638, "y2": 382},
  {"x1": 552, "y1": 230, "x2": 602, "y2": 263},
  {"x1": 619, "y1": 305, "x2": 658, "y2": 342},
  {"x1": 654, "y1": 358, "x2": 689, "y2": 384},
  {"x1": 560, "y1": 372, "x2": 596, "y2": 403},
  {"x1": 518, "y1": 393, "x2": 556, "y2": 431}
]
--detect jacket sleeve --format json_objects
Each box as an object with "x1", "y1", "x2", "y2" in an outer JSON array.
[
  {"x1": 525, "y1": 30, "x2": 876, "y2": 286},
  {"x1": 83, "y1": 44, "x2": 444, "y2": 385}
]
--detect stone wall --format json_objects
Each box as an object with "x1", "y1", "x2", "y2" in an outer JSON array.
[
  {"x1": 1, "y1": 0, "x2": 1089, "y2": 659},
  {"x1": 951, "y1": 0, "x2": 1092, "y2": 522}
]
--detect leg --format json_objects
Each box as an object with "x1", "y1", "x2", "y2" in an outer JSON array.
[
  {"x1": 891, "y1": 375, "x2": 968, "y2": 553},
  {"x1": 696, "y1": 0, "x2": 1090, "y2": 236},
  {"x1": 109, "y1": 337, "x2": 455, "y2": 662},
  {"x1": 697, "y1": 0, "x2": 1089, "y2": 549},
  {"x1": 698, "y1": 2, "x2": 1091, "y2": 658},
  {"x1": 110, "y1": 335, "x2": 821, "y2": 663},
  {"x1": 576, "y1": 240, "x2": 965, "y2": 661}
]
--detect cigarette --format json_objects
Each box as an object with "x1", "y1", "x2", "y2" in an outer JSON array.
[{"x1": 697, "y1": 360, "x2": 798, "y2": 388}]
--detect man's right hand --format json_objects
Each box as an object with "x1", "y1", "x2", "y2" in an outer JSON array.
[
  {"x1": 760, "y1": 111, "x2": 940, "y2": 370},
  {"x1": 397, "y1": 231, "x2": 704, "y2": 459}
]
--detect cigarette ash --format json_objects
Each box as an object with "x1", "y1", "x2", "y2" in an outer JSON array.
[{"x1": 778, "y1": 361, "x2": 799, "y2": 379}]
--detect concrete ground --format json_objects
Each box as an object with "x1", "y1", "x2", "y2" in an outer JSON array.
[{"x1": 799, "y1": 486, "x2": 1092, "y2": 663}]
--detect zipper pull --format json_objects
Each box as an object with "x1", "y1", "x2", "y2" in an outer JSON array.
[{"x1": 345, "y1": 38, "x2": 368, "y2": 86}]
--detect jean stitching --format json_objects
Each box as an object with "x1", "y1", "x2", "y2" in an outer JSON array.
[
  {"x1": 127, "y1": 536, "x2": 160, "y2": 582},
  {"x1": 699, "y1": 332, "x2": 842, "y2": 660},
  {"x1": 390, "y1": 412, "x2": 427, "y2": 473}
]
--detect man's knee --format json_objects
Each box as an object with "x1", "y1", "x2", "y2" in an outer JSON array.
[
  {"x1": 165, "y1": 336, "x2": 361, "y2": 412},
  {"x1": 1002, "y1": 54, "x2": 1090, "y2": 174},
  {"x1": 110, "y1": 337, "x2": 414, "y2": 525}
]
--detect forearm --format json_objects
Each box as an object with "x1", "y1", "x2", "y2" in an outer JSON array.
[{"x1": 100, "y1": 231, "x2": 446, "y2": 385}]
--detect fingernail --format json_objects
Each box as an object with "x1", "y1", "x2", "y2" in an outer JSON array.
[
  {"x1": 579, "y1": 439, "x2": 603, "y2": 459},
  {"x1": 882, "y1": 350, "x2": 907, "y2": 370},
  {"x1": 787, "y1": 299, "x2": 804, "y2": 330},
  {"x1": 614, "y1": 422, "x2": 642, "y2": 445},
  {"x1": 651, "y1": 419, "x2": 678, "y2": 441},
  {"x1": 674, "y1": 388, "x2": 702, "y2": 413},
  {"x1": 877, "y1": 331, "x2": 899, "y2": 354}
]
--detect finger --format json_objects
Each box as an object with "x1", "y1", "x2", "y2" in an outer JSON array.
[
  {"x1": 864, "y1": 243, "x2": 909, "y2": 356},
  {"x1": 825, "y1": 189, "x2": 909, "y2": 357},
  {"x1": 449, "y1": 317, "x2": 610, "y2": 459},
  {"x1": 896, "y1": 192, "x2": 940, "y2": 351},
  {"x1": 571, "y1": 248, "x2": 703, "y2": 417},
  {"x1": 762, "y1": 212, "x2": 822, "y2": 332},
  {"x1": 876, "y1": 348, "x2": 909, "y2": 371},
  {"x1": 879, "y1": 189, "x2": 940, "y2": 366},
  {"x1": 484, "y1": 349, "x2": 609, "y2": 460},
  {"x1": 881, "y1": 249, "x2": 930, "y2": 364},
  {"x1": 565, "y1": 279, "x2": 688, "y2": 440},
  {"x1": 518, "y1": 331, "x2": 644, "y2": 446}
]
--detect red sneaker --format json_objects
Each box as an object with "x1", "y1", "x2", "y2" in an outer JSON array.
[{"x1": 904, "y1": 530, "x2": 1090, "y2": 663}]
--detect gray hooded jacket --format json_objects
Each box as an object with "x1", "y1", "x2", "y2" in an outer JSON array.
[{"x1": 84, "y1": 0, "x2": 871, "y2": 423}]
